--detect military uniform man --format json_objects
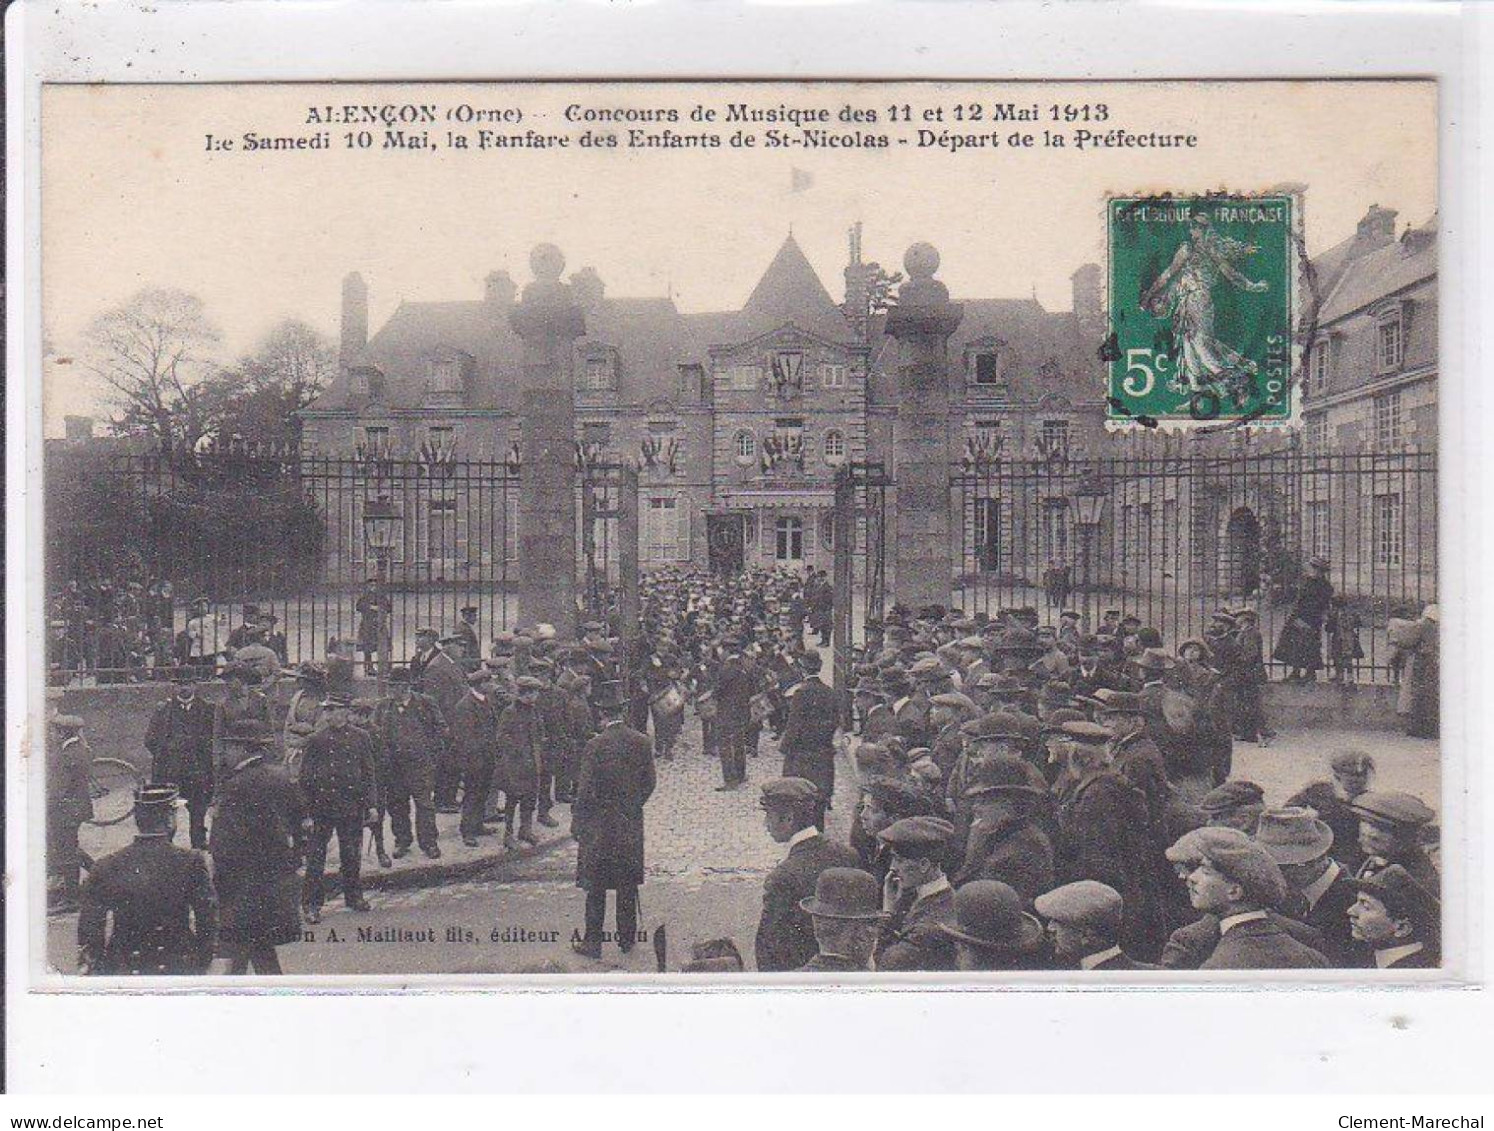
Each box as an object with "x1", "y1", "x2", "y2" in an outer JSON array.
[
  {"x1": 876, "y1": 816, "x2": 960, "y2": 972},
  {"x1": 77, "y1": 785, "x2": 219, "y2": 975},
  {"x1": 376, "y1": 668, "x2": 448, "y2": 860},
  {"x1": 144, "y1": 673, "x2": 216, "y2": 848},
  {"x1": 299, "y1": 691, "x2": 378, "y2": 923},
  {"x1": 755, "y1": 778, "x2": 859, "y2": 972}
]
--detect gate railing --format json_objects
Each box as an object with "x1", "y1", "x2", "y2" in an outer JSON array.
[{"x1": 948, "y1": 451, "x2": 1436, "y2": 680}]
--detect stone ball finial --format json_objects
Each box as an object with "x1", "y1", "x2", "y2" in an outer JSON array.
[
  {"x1": 904, "y1": 242, "x2": 940, "y2": 280},
  {"x1": 531, "y1": 243, "x2": 565, "y2": 283}
]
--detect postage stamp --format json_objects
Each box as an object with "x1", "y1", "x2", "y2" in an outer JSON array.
[{"x1": 1106, "y1": 194, "x2": 1297, "y2": 424}]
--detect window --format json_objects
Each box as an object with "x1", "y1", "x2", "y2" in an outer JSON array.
[
  {"x1": 724, "y1": 363, "x2": 761, "y2": 391},
  {"x1": 582, "y1": 422, "x2": 611, "y2": 448},
  {"x1": 1311, "y1": 342, "x2": 1329, "y2": 394},
  {"x1": 763, "y1": 419, "x2": 805, "y2": 471},
  {"x1": 421, "y1": 498, "x2": 459, "y2": 565},
  {"x1": 1042, "y1": 503, "x2": 1070, "y2": 563},
  {"x1": 426, "y1": 425, "x2": 455, "y2": 456},
  {"x1": 644, "y1": 496, "x2": 689, "y2": 562},
  {"x1": 360, "y1": 425, "x2": 391, "y2": 457},
  {"x1": 429, "y1": 356, "x2": 462, "y2": 394},
  {"x1": 822, "y1": 429, "x2": 847, "y2": 465},
  {"x1": 775, "y1": 516, "x2": 804, "y2": 562},
  {"x1": 1040, "y1": 419, "x2": 1070, "y2": 458},
  {"x1": 733, "y1": 430, "x2": 757, "y2": 464},
  {"x1": 1306, "y1": 414, "x2": 1328, "y2": 451},
  {"x1": 819, "y1": 513, "x2": 836, "y2": 552},
  {"x1": 1377, "y1": 316, "x2": 1404, "y2": 371},
  {"x1": 973, "y1": 352, "x2": 1002, "y2": 385},
  {"x1": 1308, "y1": 501, "x2": 1331, "y2": 559},
  {"x1": 1373, "y1": 391, "x2": 1403, "y2": 449},
  {"x1": 972, "y1": 419, "x2": 1002, "y2": 458},
  {"x1": 1375, "y1": 492, "x2": 1403, "y2": 566},
  {"x1": 820, "y1": 363, "x2": 848, "y2": 389},
  {"x1": 581, "y1": 355, "x2": 616, "y2": 391}
]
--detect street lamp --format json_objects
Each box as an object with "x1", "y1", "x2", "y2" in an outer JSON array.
[
  {"x1": 1072, "y1": 473, "x2": 1109, "y2": 607},
  {"x1": 362, "y1": 495, "x2": 401, "y2": 696}
]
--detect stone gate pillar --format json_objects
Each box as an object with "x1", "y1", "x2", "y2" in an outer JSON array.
[
  {"x1": 511, "y1": 244, "x2": 585, "y2": 637},
  {"x1": 885, "y1": 242, "x2": 962, "y2": 613}
]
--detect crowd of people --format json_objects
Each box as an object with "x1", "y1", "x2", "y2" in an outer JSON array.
[{"x1": 53, "y1": 562, "x2": 1441, "y2": 977}]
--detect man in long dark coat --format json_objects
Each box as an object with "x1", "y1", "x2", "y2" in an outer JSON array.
[
  {"x1": 1273, "y1": 555, "x2": 1334, "y2": 682},
  {"x1": 714, "y1": 639, "x2": 759, "y2": 791},
  {"x1": 449, "y1": 668, "x2": 502, "y2": 847},
  {"x1": 144, "y1": 673, "x2": 217, "y2": 849},
  {"x1": 777, "y1": 651, "x2": 840, "y2": 826},
  {"x1": 210, "y1": 720, "x2": 305, "y2": 974},
  {"x1": 299, "y1": 692, "x2": 378, "y2": 923},
  {"x1": 496, "y1": 676, "x2": 548, "y2": 849},
  {"x1": 411, "y1": 626, "x2": 467, "y2": 810},
  {"x1": 376, "y1": 669, "x2": 448, "y2": 860},
  {"x1": 571, "y1": 685, "x2": 656, "y2": 959},
  {"x1": 1054, "y1": 722, "x2": 1169, "y2": 962}
]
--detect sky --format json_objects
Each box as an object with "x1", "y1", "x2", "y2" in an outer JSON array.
[{"x1": 40, "y1": 80, "x2": 1437, "y2": 434}]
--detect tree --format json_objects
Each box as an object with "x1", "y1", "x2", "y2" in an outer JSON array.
[
  {"x1": 82, "y1": 288, "x2": 224, "y2": 450},
  {"x1": 217, "y1": 319, "x2": 337, "y2": 446}
]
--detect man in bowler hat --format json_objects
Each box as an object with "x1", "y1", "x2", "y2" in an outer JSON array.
[{"x1": 798, "y1": 867, "x2": 888, "y2": 972}]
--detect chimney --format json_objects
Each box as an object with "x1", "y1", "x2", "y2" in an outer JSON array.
[
  {"x1": 340, "y1": 272, "x2": 368, "y2": 364},
  {"x1": 569, "y1": 267, "x2": 605, "y2": 312},
  {"x1": 842, "y1": 221, "x2": 874, "y2": 341},
  {"x1": 1356, "y1": 204, "x2": 1398, "y2": 247},
  {"x1": 63, "y1": 415, "x2": 94, "y2": 443},
  {"x1": 1070, "y1": 263, "x2": 1102, "y2": 334},
  {"x1": 484, "y1": 269, "x2": 516, "y2": 307}
]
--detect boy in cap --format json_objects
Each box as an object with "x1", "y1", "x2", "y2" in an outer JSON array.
[
  {"x1": 1164, "y1": 827, "x2": 1329, "y2": 969},
  {"x1": 798, "y1": 867, "x2": 888, "y2": 972},
  {"x1": 1350, "y1": 790, "x2": 1440, "y2": 898},
  {"x1": 1347, "y1": 865, "x2": 1440, "y2": 969},
  {"x1": 755, "y1": 778, "x2": 859, "y2": 972},
  {"x1": 1035, "y1": 880, "x2": 1156, "y2": 970},
  {"x1": 78, "y1": 785, "x2": 219, "y2": 975},
  {"x1": 876, "y1": 815, "x2": 960, "y2": 971}
]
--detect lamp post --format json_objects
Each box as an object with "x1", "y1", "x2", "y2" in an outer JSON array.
[
  {"x1": 1071, "y1": 473, "x2": 1108, "y2": 616},
  {"x1": 362, "y1": 496, "x2": 401, "y2": 697}
]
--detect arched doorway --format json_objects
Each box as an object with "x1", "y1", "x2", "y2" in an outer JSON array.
[{"x1": 1223, "y1": 507, "x2": 1262, "y2": 596}]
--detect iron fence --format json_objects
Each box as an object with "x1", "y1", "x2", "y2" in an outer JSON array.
[{"x1": 947, "y1": 451, "x2": 1436, "y2": 679}]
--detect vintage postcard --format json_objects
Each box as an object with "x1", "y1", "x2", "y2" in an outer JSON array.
[{"x1": 32, "y1": 78, "x2": 1444, "y2": 984}]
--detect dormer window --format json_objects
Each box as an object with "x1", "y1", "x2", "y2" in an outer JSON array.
[
  {"x1": 974, "y1": 352, "x2": 1002, "y2": 385},
  {"x1": 580, "y1": 350, "x2": 618, "y2": 391},
  {"x1": 429, "y1": 356, "x2": 462, "y2": 394}
]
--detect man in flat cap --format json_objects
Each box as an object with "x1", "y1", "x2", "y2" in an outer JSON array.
[
  {"x1": 1035, "y1": 880, "x2": 1157, "y2": 970},
  {"x1": 755, "y1": 778, "x2": 859, "y2": 972},
  {"x1": 798, "y1": 867, "x2": 888, "y2": 972},
  {"x1": 410, "y1": 626, "x2": 467, "y2": 811},
  {"x1": 1053, "y1": 721, "x2": 1169, "y2": 962},
  {"x1": 47, "y1": 712, "x2": 93, "y2": 913},
  {"x1": 1286, "y1": 750, "x2": 1375, "y2": 875},
  {"x1": 938, "y1": 879, "x2": 1046, "y2": 972},
  {"x1": 1350, "y1": 790, "x2": 1440, "y2": 898},
  {"x1": 496, "y1": 675, "x2": 549, "y2": 849},
  {"x1": 78, "y1": 785, "x2": 219, "y2": 975},
  {"x1": 853, "y1": 775, "x2": 936, "y2": 885},
  {"x1": 210, "y1": 719, "x2": 304, "y2": 974},
  {"x1": 778, "y1": 650, "x2": 841, "y2": 825},
  {"x1": 876, "y1": 815, "x2": 959, "y2": 972},
  {"x1": 1198, "y1": 780, "x2": 1267, "y2": 835},
  {"x1": 375, "y1": 668, "x2": 448, "y2": 860},
  {"x1": 1165, "y1": 827, "x2": 1329, "y2": 969},
  {"x1": 571, "y1": 682, "x2": 656, "y2": 960},
  {"x1": 1254, "y1": 806, "x2": 1366, "y2": 966},
  {"x1": 300, "y1": 691, "x2": 378, "y2": 924},
  {"x1": 144, "y1": 673, "x2": 216, "y2": 849},
  {"x1": 1347, "y1": 864, "x2": 1440, "y2": 969}
]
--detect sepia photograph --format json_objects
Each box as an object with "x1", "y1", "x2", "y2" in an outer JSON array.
[{"x1": 31, "y1": 78, "x2": 1445, "y2": 983}]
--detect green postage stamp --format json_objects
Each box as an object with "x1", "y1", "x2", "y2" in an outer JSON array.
[{"x1": 1106, "y1": 194, "x2": 1298, "y2": 424}]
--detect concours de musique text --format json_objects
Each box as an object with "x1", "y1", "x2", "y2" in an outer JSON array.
[{"x1": 200, "y1": 97, "x2": 1200, "y2": 156}]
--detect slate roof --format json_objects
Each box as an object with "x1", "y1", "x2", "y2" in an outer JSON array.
[{"x1": 1318, "y1": 216, "x2": 1437, "y2": 325}]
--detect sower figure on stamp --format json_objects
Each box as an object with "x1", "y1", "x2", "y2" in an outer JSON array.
[
  {"x1": 210, "y1": 719, "x2": 305, "y2": 975},
  {"x1": 571, "y1": 682, "x2": 656, "y2": 960},
  {"x1": 376, "y1": 667, "x2": 447, "y2": 860},
  {"x1": 299, "y1": 691, "x2": 378, "y2": 924},
  {"x1": 144, "y1": 671, "x2": 217, "y2": 849},
  {"x1": 77, "y1": 785, "x2": 218, "y2": 976}
]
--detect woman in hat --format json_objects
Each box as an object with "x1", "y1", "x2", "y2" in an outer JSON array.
[{"x1": 1273, "y1": 554, "x2": 1334, "y2": 683}]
